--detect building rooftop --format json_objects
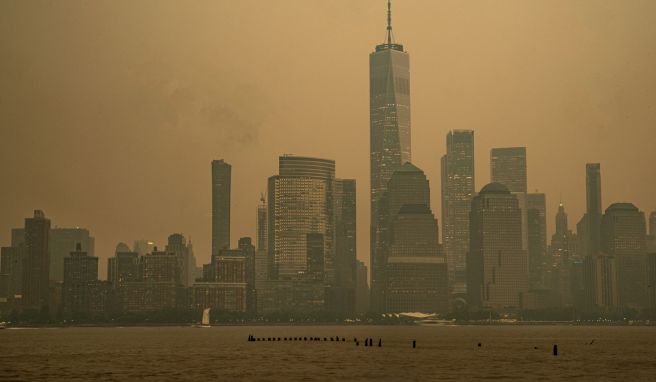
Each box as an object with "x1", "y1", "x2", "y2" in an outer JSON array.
[{"x1": 479, "y1": 182, "x2": 510, "y2": 195}]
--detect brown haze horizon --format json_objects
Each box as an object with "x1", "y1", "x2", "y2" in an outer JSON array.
[{"x1": 1, "y1": 0, "x2": 655, "y2": 278}]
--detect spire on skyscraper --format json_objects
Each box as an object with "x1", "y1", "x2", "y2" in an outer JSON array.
[{"x1": 386, "y1": 0, "x2": 393, "y2": 45}]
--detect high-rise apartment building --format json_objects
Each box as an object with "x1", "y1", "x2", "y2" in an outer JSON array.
[
  {"x1": 441, "y1": 130, "x2": 475, "y2": 296},
  {"x1": 22, "y1": 210, "x2": 51, "y2": 310},
  {"x1": 212, "y1": 159, "x2": 231, "y2": 255},
  {"x1": 490, "y1": 147, "x2": 527, "y2": 193},
  {"x1": 11, "y1": 227, "x2": 94, "y2": 283},
  {"x1": 165, "y1": 234, "x2": 196, "y2": 287},
  {"x1": 62, "y1": 243, "x2": 99, "y2": 317},
  {"x1": 107, "y1": 247, "x2": 140, "y2": 287},
  {"x1": 370, "y1": 1, "x2": 411, "y2": 311},
  {"x1": 468, "y1": 183, "x2": 528, "y2": 310}
]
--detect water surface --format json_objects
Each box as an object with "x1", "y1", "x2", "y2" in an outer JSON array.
[{"x1": 1, "y1": 325, "x2": 655, "y2": 381}]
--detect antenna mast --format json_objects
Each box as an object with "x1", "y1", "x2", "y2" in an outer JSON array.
[{"x1": 386, "y1": 0, "x2": 393, "y2": 45}]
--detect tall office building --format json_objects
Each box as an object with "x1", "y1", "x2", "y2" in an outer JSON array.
[
  {"x1": 601, "y1": 203, "x2": 647, "y2": 311},
  {"x1": 385, "y1": 204, "x2": 448, "y2": 313},
  {"x1": 22, "y1": 210, "x2": 51, "y2": 310},
  {"x1": 441, "y1": 130, "x2": 475, "y2": 296},
  {"x1": 268, "y1": 156, "x2": 336, "y2": 281},
  {"x1": 585, "y1": 163, "x2": 602, "y2": 257},
  {"x1": 370, "y1": 1, "x2": 411, "y2": 311},
  {"x1": 550, "y1": 203, "x2": 577, "y2": 263},
  {"x1": 334, "y1": 179, "x2": 357, "y2": 315},
  {"x1": 256, "y1": 194, "x2": 268, "y2": 251},
  {"x1": 373, "y1": 162, "x2": 429, "y2": 310},
  {"x1": 468, "y1": 183, "x2": 528, "y2": 310},
  {"x1": 212, "y1": 159, "x2": 231, "y2": 255},
  {"x1": 490, "y1": 147, "x2": 527, "y2": 193},
  {"x1": 527, "y1": 193, "x2": 547, "y2": 288}
]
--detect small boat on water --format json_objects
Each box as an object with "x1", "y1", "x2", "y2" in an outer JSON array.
[
  {"x1": 192, "y1": 308, "x2": 211, "y2": 328},
  {"x1": 0, "y1": 322, "x2": 6, "y2": 329}
]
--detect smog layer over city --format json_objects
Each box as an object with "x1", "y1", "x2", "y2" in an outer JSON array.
[{"x1": 1, "y1": 1, "x2": 655, "y2": 380}]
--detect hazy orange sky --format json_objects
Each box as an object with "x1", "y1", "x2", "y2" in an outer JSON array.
[{"x1": 1, "y1": 1, "x2": 655, "y2": 278}]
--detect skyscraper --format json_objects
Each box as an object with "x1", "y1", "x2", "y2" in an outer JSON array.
[
  {"x1": 550, "y1": 202, "x2": 578, "y2": 261},
  {"x1": 385, "y1": 204, "x2": 448, "y2": 313},
  {"x1": 441, "y1": 130, "x2": 475, "y2": 296},
  {"x1": 212, "y1": 159, "x2": 231, "y2": 255},
  {"x1": 256, "y1": 194, "x2": 267, "y2": 252},
  {"x1": 527, "y1": 193, "x2": 547, "y2": 288},
  {"x1": 468, "y1": 183, "x2": 528, "y2": 310},
  {"x1": 585, "y1": 163, "x2": 602, "y2": 257},
  {"x1": 490, "y1": 147, "x2": 527, "y2": 193},
  {"x1": 334, "y1": 178, "x2": 357, "y2": 315},
  {"x1": 601, "y1": 203, "x2": 647, "y2": 311},
  {"x1": 268, "y1": 155, "x2": 336, "y2": 281},
  {"x1": 22, "y1": 210, "x2": 51, "y2": 310},
  {"x1": 373, "y1": 162, "x2": 428, "y2": 310},
  {"x1": 370, "y1": 1, "x2": 411, "y2": 311}
]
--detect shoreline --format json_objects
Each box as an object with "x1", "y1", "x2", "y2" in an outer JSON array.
[{"x1": 4, "y1": 321, "x2": 655, "y2": 329}]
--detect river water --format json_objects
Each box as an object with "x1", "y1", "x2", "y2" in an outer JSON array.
[{"x1": 1, "y1": 325, "x2": 655, "y2": 381}]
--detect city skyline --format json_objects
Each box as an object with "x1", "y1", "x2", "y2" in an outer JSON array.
[{"x1": 2, "y1": 1, "x2": 656, "y2": 278}]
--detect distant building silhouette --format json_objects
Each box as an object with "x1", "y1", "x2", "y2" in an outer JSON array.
[
  {"x1": 212, "y1": 159, "x2": 231, "y2": 255},
  {"x1": 165, "y1": 234, "x2": 196, "y2": 287},
  {"x1": 441, "y1": 130, "x2": 475, "y2": 297},
  {"x1": 256, "y1": 194, "x2": 268, "y2": 252},
  {"x1": 601, "y1": 203, "x2": 647, "y2": 312},
  {"x1": 547, "y1": 202, "x2": 578, "y2": 306},
  {"x1": 22, "y1": 210, "x2": 51, "y2": 311},
  {"x1": 490, "y1": 147, "x2": 527, "y2": 193},
  {"x1": 370, "y1": 0, "x2": 411, "y2": 312},
  {"x1": 527, "y1": 193, "x2": 547, "y2": 289},
  {"x1": 107, "y1": 246, "x2": 140, "y2": 287},
  {"x1": 468, "y1": 183, "x2": 528, "y2": 310},
  {"x1": 11, "y1": 227, "x2": 94, "y2": 283},
  {"x1": 584, "y1": 163, "x2": 603, "y2": 257},
  {"x1": 238, "y1": 237, "x2": 257, "y2": 314},
  {"x1": 0, "y1": 246, "x2": 24, "y2": 302},
  {"x1": 333, "y1": 178, "x2": 357, "y2": 316},
  {"x1": 62, "y1": 243, "x2": 107, "y2": 319},
  {"x1": 355, "y1": 260, "x2": 370, "y2": 315},
  {"x1": 379, "y1": 163, "x2": 448, "y2": 313}
]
